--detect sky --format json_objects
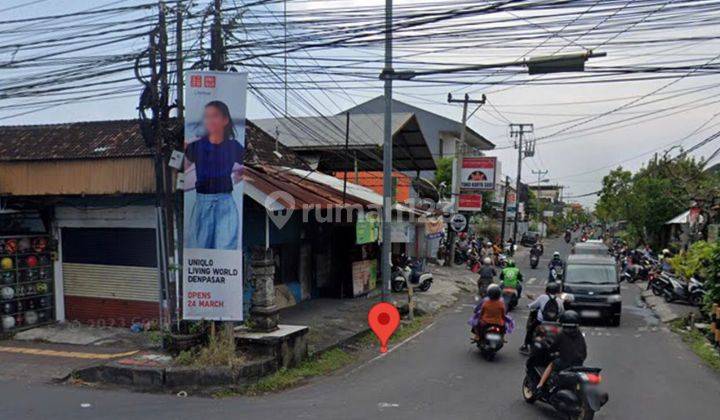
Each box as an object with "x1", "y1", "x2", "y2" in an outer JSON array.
[{"x1": 2, "y1": 0, "x2": 720, "y2": 208}]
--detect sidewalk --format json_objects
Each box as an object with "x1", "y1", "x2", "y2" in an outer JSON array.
[
  {"x1": 634, "y1": 281, "x2": 700, "y2": 323},
  {"x1": 281, "y1": 263, "x2": 477, "y2": 355}
]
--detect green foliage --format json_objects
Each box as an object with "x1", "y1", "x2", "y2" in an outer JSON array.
[
  {"x1": 670, "y1": 318, "x2": 720, "y2": 372},
  {"x1": 595, "y1": 155, "x2": 720, "y2": 247},
  {"x1": 434, "y1": 157, "x2": 453, "y2": 197},
  {"x1": 669, "y1": 240, "x2": 720, "y2": 309},
  {"x1": 243, "y1": 348, "x2": 355, "y2": 395}
]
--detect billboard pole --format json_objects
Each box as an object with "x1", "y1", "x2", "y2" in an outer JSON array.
[{"x1": 447, "y1": 93, "x2": 485, "y2": 266}]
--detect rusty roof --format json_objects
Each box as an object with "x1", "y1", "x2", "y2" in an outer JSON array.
[
  {"x1": 244, "y1": 166, "x2": 372, "y2": 209},
  {"x1": 0, "y1": 119, "x2": 309, "y2": 169}
]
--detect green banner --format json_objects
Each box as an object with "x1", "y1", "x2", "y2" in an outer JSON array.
[{"x1": 356, "y1": 214, "x2": 379, "y2": 244}]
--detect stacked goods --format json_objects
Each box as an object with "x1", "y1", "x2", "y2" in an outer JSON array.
[{"x1": 0, "y1": 235, "x2": 54, "y2": 333}]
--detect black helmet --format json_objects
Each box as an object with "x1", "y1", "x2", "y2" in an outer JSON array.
[
  {"x1": 487, "y1": 284, "x2": 502, "y2": 300},
  {"x1": 545, "y1": 282, "x2": 560, "y2": 295},
  {"x1": 560, "y1": 310, "x2": 581, "y2": 328}
]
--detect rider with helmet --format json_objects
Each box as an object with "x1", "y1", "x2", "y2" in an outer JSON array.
[
  {"x1": 500, "y1": 259, "x2": 523, "y2": 305},
  {"x1": 534, "y1": 310, "x2": 587, "y2": 395},
  {"x1": 477, "y1": 257, "x2": 497, "y2": 296},
  {"x1": 471, "y1": 284, "x2": 506, "y2": 342},
  {"x1": 520, "y1": 282, "x2": 564, "y2": 354},
  {"x1": 547, "y1": 251, "x2": 565, "y2": 282}
]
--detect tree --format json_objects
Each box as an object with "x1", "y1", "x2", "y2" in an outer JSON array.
[{"x1": 433, "y1": 157, "x2": 453, "y2": 197}]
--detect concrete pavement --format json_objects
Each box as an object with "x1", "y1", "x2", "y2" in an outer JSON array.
[{"x1": 1, "y1": 237, "x2": 719, "y2": 419}]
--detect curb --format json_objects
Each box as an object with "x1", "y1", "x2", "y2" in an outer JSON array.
[{"x1": 633, "y1": 282, "x2": 684, "y2": 323}]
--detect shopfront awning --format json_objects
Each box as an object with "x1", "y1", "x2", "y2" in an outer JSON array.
[{"x1": 665, "y1": 210, "x2": 690, "y2": 225}]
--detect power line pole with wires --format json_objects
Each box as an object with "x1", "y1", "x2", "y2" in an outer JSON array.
[
  {"x1": 510, "y1": 123, "x2": 534, "y2": 245},
  {"x1": 447, "y1": 93, "x2": 486, "y2": 266}
]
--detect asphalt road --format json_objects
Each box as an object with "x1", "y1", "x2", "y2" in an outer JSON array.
[{"x1": 3, "y1": 237, "x2": 720, "y2": 420}]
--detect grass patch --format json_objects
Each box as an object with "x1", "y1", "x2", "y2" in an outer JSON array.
[
  {"x1": 174, "y1": 324, "x2": 244, "y2": 368},
  {"x1": 670, "y1": 319, "x2": 720, "y2": 372},
  {"x1": 242, "y1": 348, "x2": 355, "y2": 395}
]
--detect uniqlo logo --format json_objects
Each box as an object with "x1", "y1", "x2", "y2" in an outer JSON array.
[
  {"x1": 203, "y1": 76, "x2": 216, "y2": 88},
  {"x1": 190, "y1": 75, "x2": 202, "y2": 88}
]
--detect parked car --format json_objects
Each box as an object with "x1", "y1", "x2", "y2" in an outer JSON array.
[
  {"x1": 520, "y1": 231, "x2": 540, "y2": 247},
  {"x1": 561, "y1": 254, "x2": 622, "y2": 326}
]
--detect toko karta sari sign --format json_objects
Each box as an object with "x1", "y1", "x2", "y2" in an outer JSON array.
[{"x1": 182, "y1": 71, "x2": 246, "y2": 321}]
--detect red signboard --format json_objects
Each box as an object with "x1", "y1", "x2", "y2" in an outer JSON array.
[{"x1": 459, "y1": 193, "x2": 483, "y2": 211}]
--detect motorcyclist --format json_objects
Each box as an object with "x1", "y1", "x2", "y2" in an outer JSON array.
[
  {"x1": 519, "y1": 282, "x2": 564, "y2": 354},
  {"x1": 534, "y1": 310, "x2": 587, "y2": 396},
  {"x1": 500, "y1": 259, "x2": 523, "y2": 304},
  {"x1": 477, "y1": 257, "x2": 496, "y2": 296},
  {"x1": 470, "y1": 284, "x2": 506, "y2": 342},
  {"x1": 530, "y1": 243, "x2": 543, "y2": 258},
  {"x1": 660, "y1": 248, "x2": 673, "y2": 272},
  {"x1": 547, "y1": 252, "x2": 565, "y2": 282}
]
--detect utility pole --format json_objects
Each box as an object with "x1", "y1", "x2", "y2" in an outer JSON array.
[
  {"x1": 531, "y1": 169, "x2": 548, "y2": 220},
  {"x1": 532, "y1": 169, "x2": 548, "y2": 237},
  {"x1": 380, "y1": 0, "x2": 393, "y2": 302},
  {"x1": 447, "y1": 93, "x2": 486, "y2": 266},
  {"x1": 509, "y1": 123, "x2": 534, "y2": 244},
  {"x1": 210, "y1": 0, "x2": 225, "y2": 71},
  {"x1": 500, "y1": 175, "x2": 510, "y2": 242},
  {"x1": 175, "y1": 1, "x2": 184, "y2": 120}
]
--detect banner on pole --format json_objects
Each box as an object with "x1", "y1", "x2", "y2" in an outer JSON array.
[
  {"x1": 459, "y1": 193, "x2": 483, "y2": 211},
  {"x1": 460, "y1": 156, "x2": 497, "y2": 191},
  {"x1": 182, "y1": 71, "x2": 247, "y2": 321}
]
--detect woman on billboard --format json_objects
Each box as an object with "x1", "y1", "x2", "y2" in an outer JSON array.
[{"x1": 185, "y1": 100, "x2": 244, "y2": 250}]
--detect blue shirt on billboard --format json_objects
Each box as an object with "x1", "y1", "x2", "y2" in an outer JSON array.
[{"x1": 186, "y1": 137, "x2": 245, "y2": 194}]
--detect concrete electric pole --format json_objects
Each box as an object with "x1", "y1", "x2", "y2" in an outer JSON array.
[
  {"x1": 509, "y1": 123, "x2": 534, "y2": 245},
  {"x1": 446, "y1": 93, "x2": 486, "y2": 266}
]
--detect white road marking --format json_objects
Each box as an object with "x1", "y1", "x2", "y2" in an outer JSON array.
[{"x1": 378, "y1": 403, "x2": 400, "y2": 408}]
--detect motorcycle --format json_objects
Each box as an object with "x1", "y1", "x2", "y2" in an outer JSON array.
[
  {"x1": 502, "y1": 287, "x2": 519, "y2": 311},
  {"x1": 466, "y1": 249, "x2": 482, "y2": 273},
  {"x1": 550, "y1": 266, "x2": 564, "y2": 282},
  {"x1": 391, "y1": 255, "x2": 433, "y2": 293},
  {"x1": 647, "y1": 271, "x2": 670, "y2": 296},
  {"x1": 476, "y1": 324, "x2": 505, "y2": 361},
  {"x1": 530, "y1": 253, "x2": 539, "y2": 269},
  {"x1": 662, "y1": 276, "x2": 705, "y2": 306},
  {"x1": 564, "y1": 232, "x2": 571, "y2": 243},
  {"x1": 523, "y1": 339, "x2": 608, "y2": 420}
]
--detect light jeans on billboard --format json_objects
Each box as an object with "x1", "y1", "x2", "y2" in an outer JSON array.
[{"x1": 188, "y1": 192, "x2": 239, "y2": 250}]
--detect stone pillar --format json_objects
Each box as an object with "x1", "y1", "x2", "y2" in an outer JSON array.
[{"x1": 249, "y1": 246, "x2": 279, "y2": 332}]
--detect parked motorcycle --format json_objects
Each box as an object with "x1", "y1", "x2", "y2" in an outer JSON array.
[
  {"x1": 523, "y1": 339, "x2": 608, "y2": 420},
  {"x1": 662, "y1": 275, "x2": 705, "y2": 306},
  {"x1": 647, "y1": 271, "x2": 670, "y2": 296},
  {"x1": 391, "y1": 255, "x2": 433, "y2": 293},
  {"x1": 476, "y1": 324, "x2": 505, "y2": 361}
]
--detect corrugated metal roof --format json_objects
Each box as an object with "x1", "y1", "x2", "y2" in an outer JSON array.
[{"x1": 253, "y1": 113, "x2": 414, "y2": 149}]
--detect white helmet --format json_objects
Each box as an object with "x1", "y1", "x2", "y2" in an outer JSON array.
[{"x1": 483, "y1": 257, "x2": 492, "y2": 265}]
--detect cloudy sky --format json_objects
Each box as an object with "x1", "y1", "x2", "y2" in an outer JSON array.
[{"x1": 3, "y1": 0, "x2": 719, "y2": 207}]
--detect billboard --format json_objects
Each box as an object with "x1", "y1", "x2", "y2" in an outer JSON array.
[
  {"x1": 182, "y1": 71, "x2": 247, "y2": 321},
  {"x1": 460, "y1": 156, "x2": 497, "y2": 191},
  {"x1": 459, "y1": 193, "x2": 483, "y2": 211}
]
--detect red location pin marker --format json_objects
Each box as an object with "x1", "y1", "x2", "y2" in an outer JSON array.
[{"x1": 368, "y1": 302, "x2": 400, "y2": 353}]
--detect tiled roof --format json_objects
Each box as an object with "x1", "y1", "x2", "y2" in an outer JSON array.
[{"x1": 0, "y1": 118, "x2": 309, "y2": 169}]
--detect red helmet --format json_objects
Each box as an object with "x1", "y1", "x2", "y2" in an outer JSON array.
[{"x1": 26, "y1": 255, "x2": 38, "y2": 268}]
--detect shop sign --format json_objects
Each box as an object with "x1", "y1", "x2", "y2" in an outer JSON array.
[
  {"x1": 424, "y1": 216, "x2": 445, "y2": 239},
  {"x1": 182, "y1": 71, "x2": 247, "y2": 321},
  {"x1": 356, "y1": 213, "x2": 379, "y2": 244},
  {"x1": 352, "y1": 259, "x2": 377, "y2": 296},
  {"x1": 458, "y1": 193, "x2": 483, "y2": 211},
  {"x1": 460, "y1": 156, "x2": 496, "y2": 191}
]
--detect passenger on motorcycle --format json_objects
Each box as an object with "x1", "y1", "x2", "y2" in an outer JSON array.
[
  {"x1": 477, "y1": 257, "x2": 496, "y2": 296},
  {"x1": 534, "y1": 310, "x2": 587, "y2": 396},
  {"x1": 471, "y1": 284, "x2": 506, "y2": 342},
  {"x1": 500, "y1": 260, "x2": 523, "y2": 304},
  {"x1": 547, "y1": 252, "x2": 565, "y2": 282},
  {"x1": 519, "y1": 282, "x2": 564, "y2": 354}
]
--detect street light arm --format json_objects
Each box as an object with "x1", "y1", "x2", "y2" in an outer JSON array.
[{"x1": 382, "y1": 51, "x2": 607, "y2": 80}]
